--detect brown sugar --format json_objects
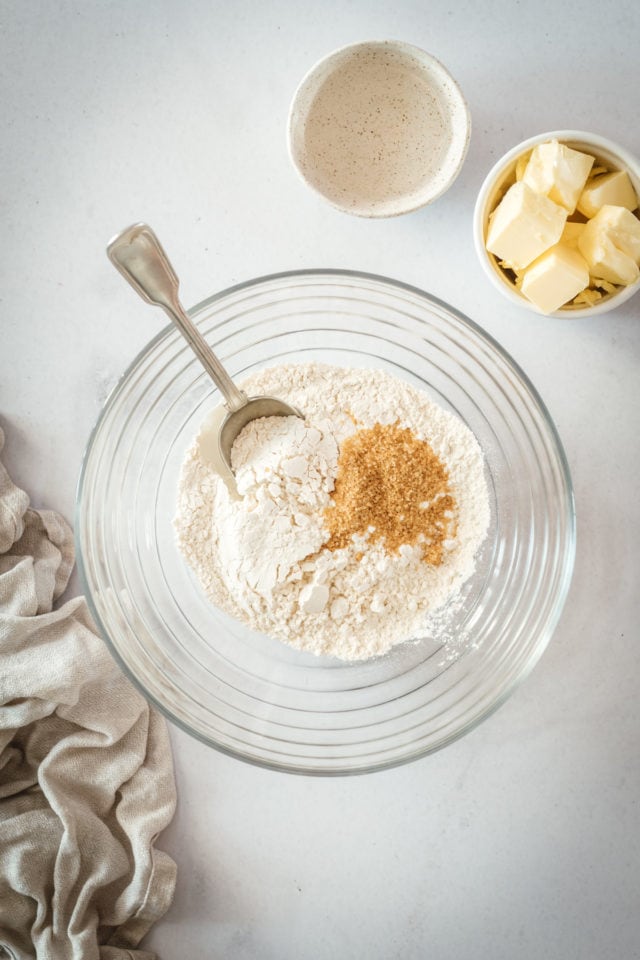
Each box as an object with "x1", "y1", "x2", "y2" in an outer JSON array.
[{"x1": 324, "y1": 422, "x2": 456, "y2": 565}]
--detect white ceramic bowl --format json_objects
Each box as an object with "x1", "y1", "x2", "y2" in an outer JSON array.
[
  {"x1": 288, "y1": 40, "x2": 470, "y2": 218},
  {"x1": 473, "y1": 130, "x2": 640, "y2": 317}
]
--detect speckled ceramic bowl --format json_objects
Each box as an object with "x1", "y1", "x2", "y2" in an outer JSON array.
[{"x1": 288, "y1": 41, "x2": 471, "y2": 217}]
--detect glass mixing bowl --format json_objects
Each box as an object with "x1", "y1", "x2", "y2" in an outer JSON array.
[{"x1": 76, "y1": 270, "x2": 575, "y2": 775}]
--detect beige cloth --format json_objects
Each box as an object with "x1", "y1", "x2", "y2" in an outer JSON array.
[{"x1": 0, "y1": 427, "x2": 177, "y2": 960}]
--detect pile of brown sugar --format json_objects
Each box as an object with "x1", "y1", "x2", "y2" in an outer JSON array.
[{"x1": 324, "y1": 421, "x2": 456, "y2": 565}]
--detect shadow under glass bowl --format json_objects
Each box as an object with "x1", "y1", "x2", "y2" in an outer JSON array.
[{"x1": 76, "y1": 270, "x2": 575, "y2": 775}]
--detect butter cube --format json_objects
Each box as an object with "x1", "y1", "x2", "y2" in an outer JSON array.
[
  {"x1": 522, "y1": 140, "x2": 594, "y2": 213},
  {"x1": 587, "y1": 204, "x2": 640, "y2": 263},
  {"x1": 560, "y1": 221, "x2": 586, "y2": 249},
  {"x1": 521, "y1": 244, "x2": 589, "y2": 313},
  {"x1": 578, "y1": 219, "x2": 639, "y2": 286},
  {"x1": 486, "y1": 181, "x2": 567, "y2": 270},
  {"x1": 577, "y1": 170, "x2": 639, "y2": 218}
]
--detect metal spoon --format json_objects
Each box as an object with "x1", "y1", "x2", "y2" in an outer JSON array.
[{"x1": 107, "y1": 223, "x2": 302, "y2": 475}]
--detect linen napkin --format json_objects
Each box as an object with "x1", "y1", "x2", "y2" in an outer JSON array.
[{"x1": 0, "y1": 427, "x2": 177, "y2": 960}]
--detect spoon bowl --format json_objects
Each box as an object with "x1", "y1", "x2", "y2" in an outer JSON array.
[{"x1": 218, "y1": 397, "x2": 301, "y2": 465}]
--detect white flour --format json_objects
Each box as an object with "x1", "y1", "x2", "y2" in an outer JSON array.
[
  {"x1": 217, "y1": 415, "x2": 338, "y2": 605},
  {"x1": 175, "y1": 363, "x2": 490, "y2": 661}
]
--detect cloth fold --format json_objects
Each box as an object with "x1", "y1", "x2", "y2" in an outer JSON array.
[{"x1": 0, "y1": 427, "x2": 177, "y2": 960}]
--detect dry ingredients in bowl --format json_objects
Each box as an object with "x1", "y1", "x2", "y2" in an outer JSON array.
[{"x1": 175, "y1": 363, "x2": 489, "y2": 660}]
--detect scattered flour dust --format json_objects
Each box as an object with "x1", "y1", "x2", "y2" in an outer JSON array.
[{"x1": 175, "y1": 363, "x2": 490, "y2": 661}]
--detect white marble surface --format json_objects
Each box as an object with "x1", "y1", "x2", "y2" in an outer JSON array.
[{"x1": 2, "y1": 1, "x2": 639, "y2": 957}]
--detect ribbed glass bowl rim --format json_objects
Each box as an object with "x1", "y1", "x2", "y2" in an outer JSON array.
[{"x1": 76, "y1": 268, "x2": 576, "y2": 775}]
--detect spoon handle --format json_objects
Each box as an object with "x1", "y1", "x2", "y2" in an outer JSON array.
[{"x1": 107, "y1": 223, "x2": 247, "y2": 412}]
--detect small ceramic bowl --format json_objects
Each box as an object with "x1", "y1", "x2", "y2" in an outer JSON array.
[
  {"x1": 473, "y1": 130, "x2": 640, "y2": 317},
  {"x1": 288, "y1": 40, "x2": 470, "y2": 218}
]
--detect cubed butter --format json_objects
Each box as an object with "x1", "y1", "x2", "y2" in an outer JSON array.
[
  {"x1": 486, "y1": 181, "x2": 567, "y2": 270},
  {"x1": 522, "y1": 140, "x2": 594, "y2": 213},
  {"x1": 521, "y1": 244, "x2": 590, "y2": 314},
  {"x1": 578, "y1": 222, "x2": 639, "y2": 286},
  {"x1": 560, "y1": 221, "x2": 586, "y2": 249},
  {"x1": 573, "y1": 287, "x2": 603, "y2": 308},
  {"x1": 515, "y1": 150, "x2": 532, "y2": 182},
  {"x1": 587, "y1": 204, "x2": 640, "y2": 263},
  {"x1": 577, "y1": 170, "x2": 639, "y2": 218}
]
